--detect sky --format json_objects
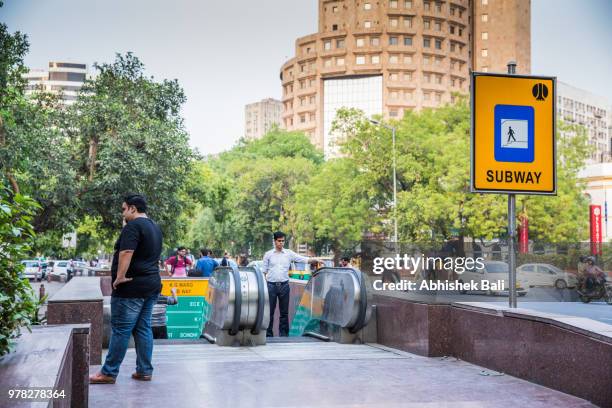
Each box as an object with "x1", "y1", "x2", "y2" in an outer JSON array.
[{"x1": 2, "y1": 0, "x2": 611, "y2": 155}]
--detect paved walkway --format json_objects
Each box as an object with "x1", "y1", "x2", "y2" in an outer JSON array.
[{"x1": 89, "y1": 341, "x2": 593, "y2": 408}]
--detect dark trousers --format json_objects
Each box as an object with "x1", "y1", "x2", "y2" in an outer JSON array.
[{"x1": 267, "y1": 281, "x2": 290, "y2": 337}]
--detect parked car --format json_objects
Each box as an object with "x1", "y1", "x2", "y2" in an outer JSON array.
[
  {"x1": 72, "y1": 261, "x2": 89, "y2": 275},
  {"x1": 20, "y1": 260, "x2": 44, "y2": 281},
  {"x1": 517, "y1": 263, "x2": 577, "y2": 289},
  {"x1": 50, "y1": 260, "x2": 73, "y2": 278},
  {"x1": 458, "y1": 260, "x2": 529, "y2": 296}
]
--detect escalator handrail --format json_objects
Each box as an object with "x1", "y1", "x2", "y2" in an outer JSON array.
[
  {"x1": 229, "y1": 266, "x2": 242, "y2": 335},
  {"x1": 251, "y1": 267, "x2": 265, "y2": 335},
  {"x1": 311, "y1": 267, "x2": 369, "y2": 333}
]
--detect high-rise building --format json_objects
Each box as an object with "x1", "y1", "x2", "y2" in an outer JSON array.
[
  {"x1": 280, "y1": 0, "x2": 531, "y2": 155},
  {"x1": 244, "y1": 98, "x2": 284, "y2": 140},
  {"x1": 557, "y1": 81, "x2": 610, "y2": 163},
  {"x1": 24, "y1": 61, "x2": 90, "y2": 105}
]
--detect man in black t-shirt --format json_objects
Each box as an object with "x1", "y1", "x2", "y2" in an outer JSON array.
[{"x1": 90, "y1": 194, "x2": 163, "y2": 384}]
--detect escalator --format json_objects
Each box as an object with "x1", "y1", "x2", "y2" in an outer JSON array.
[{"x1": 203, "y1": 266, "x2": 374, "y2": 346}]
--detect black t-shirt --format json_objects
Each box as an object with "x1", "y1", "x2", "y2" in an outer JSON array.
[{"x1": 111, "y1": 217, "x2": 163, "y2": 298}]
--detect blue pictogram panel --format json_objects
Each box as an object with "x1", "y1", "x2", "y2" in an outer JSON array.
[{"x1": 494, "y1": 104, "x2": 534, "y2": 163}]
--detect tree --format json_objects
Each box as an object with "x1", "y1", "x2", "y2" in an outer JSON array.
[
  {"x1": 330, "y1": 100, "x2": 590, "y2": 245},
  {"x1": 287, "y1": 158, "x2": 377, "y2": 257},
  {"x1": 0, "y1": 185, "x2": 40, "y2": 356},
  {"x1": 67, "y1": 53, "x2": 196, "y2": 242}
]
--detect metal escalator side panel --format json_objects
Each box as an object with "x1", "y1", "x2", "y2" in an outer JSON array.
[{"x1": 208, "y1": 267, "x2": 236, "y2": 330}]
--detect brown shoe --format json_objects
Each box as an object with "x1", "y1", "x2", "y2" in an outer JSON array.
[
  {"x1": 131, "y1": 372, "x2": 152, "y2": 381},
  {"x1": 89, "y1": 372, "x2": 116, "y2": 384}
]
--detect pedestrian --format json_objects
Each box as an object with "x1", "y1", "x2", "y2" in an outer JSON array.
[
  {"x1": 238, "y1": 253, "x2": 249, "y2": 267},
  {"x1": 165, "y1": 246, "x2": 192, "y2": 277},
  {"x1": 221, "y1": 251, "x2": 230, "y2": 267},
  {"x1": 90, "y1": 193, "x2": 163, "y2": 384},
  {"x1": 194, "y1": 248, "x2": 219, "y2": 278},
  {"x1": 185, "y1": 249, "x2": 195, "y2": 266},
  {"x1": 152, "y1": 287, "x2": 178, "y2": 339},
  {"x1": 262, "y1": 231, "x2": 320, "y2": 337},
  {"x1": 339, "y1": 256, "x2": 353, "y2": 268}
]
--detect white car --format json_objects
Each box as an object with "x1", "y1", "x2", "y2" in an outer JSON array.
[
  {"x1": 50, "y1": 260, "x2": 73, "y2": 278},
  {"x1": 517, "y1": 263, "x2": 577, "y2": 289},
  {"x1": 20, "y1": 260, "x2": 43, "y2": 281},
  {"x1": 458, "y1": 260, "x2": 529, "y2": 296}
]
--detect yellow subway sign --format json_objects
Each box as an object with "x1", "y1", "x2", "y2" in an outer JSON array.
[
  {"x1": 471, "y1": 73, "x2": 556, "y2": 194},
  {"x1": 161, "y1": 278, "x2": 209, "y2": 297}
]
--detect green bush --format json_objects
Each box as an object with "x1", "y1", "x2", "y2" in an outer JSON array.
[{"x1": 0, "y1": 186, "x2": 40, "y2": 357}]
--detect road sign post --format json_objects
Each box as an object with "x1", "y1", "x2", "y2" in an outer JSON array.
[{"x1": 471, "y1": 62, "x2": 556, "y2": 308}]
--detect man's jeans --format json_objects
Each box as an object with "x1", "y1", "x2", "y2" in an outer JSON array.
[
  {"x1": 101, "y1": 294, "x2": 158, "y2": 377},
  {"x1": 267, "y1": 281, "x2": 290, "y2": 337}
]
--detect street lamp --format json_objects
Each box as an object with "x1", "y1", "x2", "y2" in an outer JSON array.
[{"x1": 369, "y1": 119, "x2": 398, "y2": 245}]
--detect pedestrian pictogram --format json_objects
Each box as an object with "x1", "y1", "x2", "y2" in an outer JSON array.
[{"x1": 471, "y1": 72, "x2": 556, "y2": 194}]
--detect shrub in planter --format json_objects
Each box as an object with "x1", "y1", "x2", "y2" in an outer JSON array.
[{"x1": 0, "y1": 187, "x2": 40, "y2": 357}]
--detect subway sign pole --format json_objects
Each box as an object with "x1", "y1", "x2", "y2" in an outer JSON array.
[{"x1": 471, "y1": 62, "x2": 556, "y2": 308}]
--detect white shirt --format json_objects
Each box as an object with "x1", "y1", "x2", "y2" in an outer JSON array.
[{"x1": 262, "y1": 248, "x2": 309, "y2": 282}]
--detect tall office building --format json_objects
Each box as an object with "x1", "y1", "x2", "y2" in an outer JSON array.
[
  {"x1": 280, "y1": 0, "x2": 531, "y2": 155},
  {"x1": 24, "y1": 61, "x2": 90, "y2": 105},
  {"x1": 244, "y1": 98, "x2": 283, "y2": 140},
  {"x1": 557, "y1": 81, "x2": 610, "y2": 164}
]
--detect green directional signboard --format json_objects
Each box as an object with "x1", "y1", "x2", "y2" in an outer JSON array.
[{"x1": 162, "y1": 278, "x2": 209, "y2": 340}]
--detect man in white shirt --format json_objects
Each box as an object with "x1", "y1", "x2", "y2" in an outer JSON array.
[{"x1": 262, "y1": 231, "x2": 318, "y2": 337}]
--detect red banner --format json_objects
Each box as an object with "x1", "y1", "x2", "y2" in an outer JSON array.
[
  {"x1": 518, "y1": 215, "x2": 528, "y2": 253},
  {"x1": 590, "y1": 205, "x2": 603, "y2": 255}
]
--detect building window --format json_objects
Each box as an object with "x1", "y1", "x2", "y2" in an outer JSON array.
[
  {"x1": 482, "y1": 66, "x2": 488, "y2": 72},
  {"x1": 424, "y1": 19, "x2": 430, "y2": 29},
  {"x1": 390, "y1": 72, "x2": 399, "y2": 81},
  {"x1": 389, "y1": 54, "x2": 399, "y2": 63},
  {"x1": 405, "y1": 0, "x2": 412, "y2": 8},
  {"x1": 435, "y1": 74, "x2": 442, "y2": 84},
  {"x1": 364, "y1": 20, "x2": 372, "y2": 28},
  {"x1": 337, "y1": 57, "x2": 345, "y2": 66},
  {"x1": 450, "y1": 6, "x2": 455, "y2": 15},
  {"x1": 481, "y1": 48, "x2": 488, "y2": 57},
  {"x1": 390, "y1": 18, "x2": 399, "y2": 27},
  {"x1": 391, "y1": 90, "x2": 399, "y2": 99},
  {"x1": 372, "y1": 55, "x2": 380, "y2": 64},
  {"x1": 324, "y1": 59, "x2": 332, "y2": 67},
  {"x1": 435, "y1": 39, "x2": 442, "y2": 49},
  {"x1": 423, "y1": 55, "x2": 430, "y2": 65},
  {"x1": 435, "y1": 93, "x2": 442, "y2": 102},
  {"x1": 424, "y1": 1, "x2": 430, "y2": 11},
  {"x1": 356, "y1": 38, "x2": 365, "y2": 47},
  {"x1": 403, "y1": 54, "x2": 412, "y2": 63},
  {"x1": 404, "y1": 90, "x2": 413, "y2": 100},
  {"x1": 435, "y1": 56, "x2": 442, "y2": 65},
  {"x1": 481, "y1": 14, "x2": 488, "y2": 22},
  {"x1": 424, "y1": 73, "x2": 431, "y2": 82},
  {"x1": 403, "y1": 71, "x2": 412, "y2": 80},
  {"x1": 458, "y1": 28, "x2": 463, "y2": 36},
  {"x1": 450, "y1": 25, "x2": 455, "y2": 34},
  {"x1": 481, "y1": 0, "x2": 488, "y2": 4},
  {"x1": 332, "y1": 24, "x2": 339, "y2": 30},
  {"x1": 332, "y1": 5, "x2": 338, "y2": 12},
  {"x1": 404, "y1": 36, "x2": 413, "y2": 46},
  {"x1": 356, "y1": 55, "x2": 366, "y2": 65},
  {"x1": 481, "y1": 32, "x2": 488, "y2": 40},
  {"x1": 423, "y1": 91, "x2": 430, "y2": 101},
  {"x1": 390, "y1": 0, "x2": 398, "y2": 8},
  {"x1": 371, "y1": 37, "x2": 380, "y2": 46},
  {"x1": 423, "y1": 38, "x2": 431, "y2": 47},
  {"x1": 404, "y1": 17, "x2": 413, "y2": 27},
  {"x1": 450, "y1": 42, "x2": 456, "y2": 52},
  {"x1": 364, "y1": 2, "x2": 372, "y2": 10},
  {"x1": 324, "y1": 40, "x2": 332, "y2": 50},
  {"x1": 337, "y1": 38, "x2": 345, "y2": 48},
  {"x1": 435, "y1": 21, "x2": 441, "y2": 31},
  {"x1": 300, "y1": 114, "x2": 306, "y2": 123},
  {"x1": 436, "y1": 2, "x2": 442, "y2": 12},
  {"x1": 389, "y1": 36, "x2": 399, "y2": 45},
  {"x1": 390, "y1": 110, "x2": 399, "y2": 117}
]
